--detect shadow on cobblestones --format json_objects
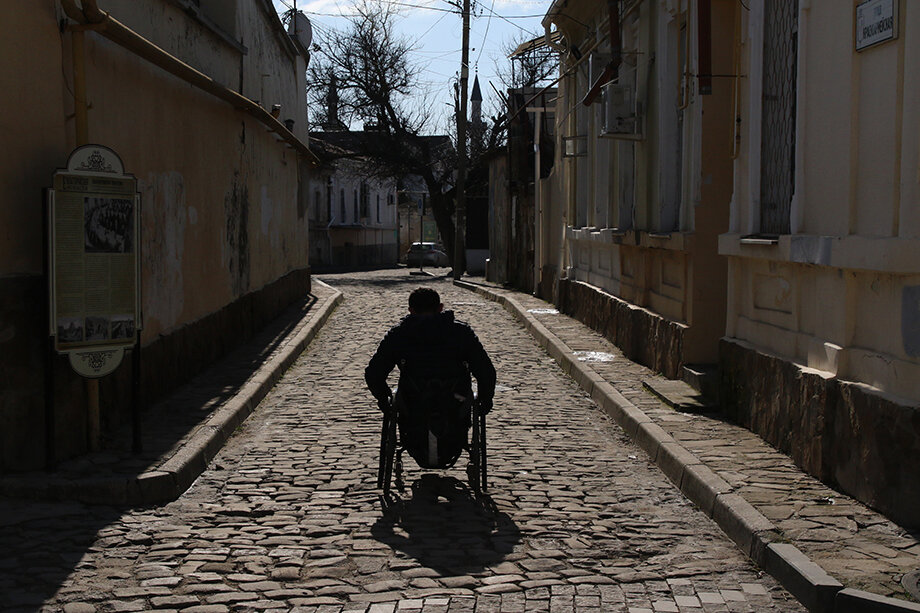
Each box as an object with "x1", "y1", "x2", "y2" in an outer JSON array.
[
  {"x1": 371, "y1": 475, "x2": 521, "y2": 575},
  {"x1": 0, "y1": 501, "x2": 126, "y2": 611}
]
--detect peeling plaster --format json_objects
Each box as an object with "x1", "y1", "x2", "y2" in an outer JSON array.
[
  {"x1": 223, "y1": 174, "x2": 250, "y2": 296},
  {"x1": 141, "y1": 171, "x2": 187, "y2": 334},
  {"x1": 260, "y1": 184, "x2": 282, "y2": 250}
]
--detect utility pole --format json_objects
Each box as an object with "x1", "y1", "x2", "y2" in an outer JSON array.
[{"x1": 452, "y1": 0, "x2": 471, "y2": 280}]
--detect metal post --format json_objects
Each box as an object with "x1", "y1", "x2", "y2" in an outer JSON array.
[
  {"x1": 43, "y1": 190, "x2": 56, "y2": 470},
  {"x1": 419, "y1": 197, "x2": 424, "y2": 274},
  {"x1": 131, "y1": 338, "x2": 142, "y2": 453},
  {"x1": 452, "y1": 0, "x2": 471, "y2": 280}
]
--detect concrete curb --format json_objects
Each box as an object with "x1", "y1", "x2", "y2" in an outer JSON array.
[
  {"x1": 132, "y1": 281, "x2": 344, "y2": 505},
  {"x1": 455, "y1": 279, "x2": 919, "y2": 613},
  {"x1": 1, "y1": 282, "x2": 343, "y2": 507}
]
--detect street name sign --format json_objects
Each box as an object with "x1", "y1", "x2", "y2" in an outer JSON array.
[{"x1": 855, "y1": 0, "x2": 898, "y2": 51}]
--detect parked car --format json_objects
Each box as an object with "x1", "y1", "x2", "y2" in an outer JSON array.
[{"x1": 406, "y1": 242, "x2": 449, "y2": 267}]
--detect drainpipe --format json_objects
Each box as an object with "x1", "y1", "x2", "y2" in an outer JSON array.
[
  {"x1": 59, "y1": 0, "x2": 318, "y2": 165},
  {"x1": 542, "y1": 13, "x2": 569, "y2": 293},
  {"x1": 62, "y1": 0, "x2": 90, "y2": 146}
]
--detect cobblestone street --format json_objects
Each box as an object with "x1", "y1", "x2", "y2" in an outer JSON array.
[{"x1": 5, "y1": 270, "x2": 804, "y2": 612}]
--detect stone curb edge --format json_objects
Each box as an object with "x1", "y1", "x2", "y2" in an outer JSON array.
[
  {"x1": 0, "y1": 282, "x2": 344, "y2": 508},
  {"x1": 454, "y1": 279, "x2": 919, "y2": 613}
]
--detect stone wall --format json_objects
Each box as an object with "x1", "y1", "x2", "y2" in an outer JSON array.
[
  {"x1": 720, "y1": 337, "x2": 920, "y2": 529},
  {"x1": 557, "y1": 279, "x2": 685, "y2": 378}
]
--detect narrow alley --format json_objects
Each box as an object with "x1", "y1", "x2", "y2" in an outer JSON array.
[{"x1": 5, "y1": 270, "x2": 803, "y2": 612}]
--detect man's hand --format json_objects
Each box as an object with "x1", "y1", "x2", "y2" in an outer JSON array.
[{"x1": 478, "y1": 398, "x2": 492, "y2": 414}]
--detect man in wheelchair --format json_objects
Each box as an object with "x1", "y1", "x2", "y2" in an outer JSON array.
[{"x1": 365, "y1": 287, "x2": 496, "y2": 493}]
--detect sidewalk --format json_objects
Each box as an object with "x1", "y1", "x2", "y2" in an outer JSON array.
[
  {"x1": 457, "y1": 278, "x2": 920, "y2": 613},
  {"x1": 0, "y1": 281, "x2": 342, "y2": 506}
]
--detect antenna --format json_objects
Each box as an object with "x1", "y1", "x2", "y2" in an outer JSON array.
[{"x1": 287, "y1": 10, "x2": 313, "y2": 51}]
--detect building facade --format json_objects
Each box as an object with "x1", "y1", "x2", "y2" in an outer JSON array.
[
  {"x1": 1, "y1": 0, "x2": 315, "y2": 471},
  {"x1": 533, "y1": 0, "x2": 920, "y2": 526},
  {"x1": 308, "y1": 132, "x2": 399, "y2": 270},
  {"x1": 542, "y1": 0, "x2": 735, "y2": 377},
  {"x1": 718, "y1": 0, "x2": 920, "y2": 527}
]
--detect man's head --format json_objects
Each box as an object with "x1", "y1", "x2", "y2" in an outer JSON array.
[{"x1": 408, "y1": 287, "x2": 443, "y2": 315}]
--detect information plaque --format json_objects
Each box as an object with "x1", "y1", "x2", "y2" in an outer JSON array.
[{"x1": 48, "y1": 145, "x2": 141, "y2": 378}]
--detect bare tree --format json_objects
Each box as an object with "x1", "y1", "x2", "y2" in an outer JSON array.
[{"x1": 306, "y1": 3, "x2": 460, "y2": 260}]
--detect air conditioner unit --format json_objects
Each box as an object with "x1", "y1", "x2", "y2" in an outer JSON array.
[
  {"x1": 588, "y1": 54, "x2": 611, "y2": 98},
  {"x1": 600, "y1": 82, "x2": 643, "y2": 140},
  {"x1": 562, "y1": 135, "x2": 587, "y2": 157}
]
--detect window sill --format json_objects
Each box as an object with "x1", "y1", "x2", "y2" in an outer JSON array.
[
  {"x1": 567, "y1": 226, "x2": 691, "y2": 251},
  {"x1": 719, "y1": 233, "x2": 920, "y2": 274}
]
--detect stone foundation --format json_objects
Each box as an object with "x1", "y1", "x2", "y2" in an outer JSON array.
[
  {"x1": 0, "y1": 267, "x2": 311, "y2": 473},
  {"x1": 720, "y1": 337, "x2": 920, "y2": 529},
  {"x1": 557, "y1": 278, "x2": 685, "y2": 378}
]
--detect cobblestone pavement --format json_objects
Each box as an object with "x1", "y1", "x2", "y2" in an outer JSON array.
[
  {"x1": 5, "y1": 269, "x2": 803, "y2": 612},
  {"x1": 472, "y1": 280, "x2": 920, "y2": 602}
]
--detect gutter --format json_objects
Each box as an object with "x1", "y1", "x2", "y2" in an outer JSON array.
[{"x1": 60, "y1": 0, "x2": 319, "y2": 166}]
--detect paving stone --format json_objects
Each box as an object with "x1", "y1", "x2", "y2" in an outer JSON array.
[{"x1": 14, "y1": 272, "x2": 805, "y2": 613}]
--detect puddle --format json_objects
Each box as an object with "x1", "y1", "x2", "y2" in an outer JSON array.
[
  {"x1": 527, "y1": 308, "x2": 559, "y2": 315},
  {"x1": 573, "y1": 351, "x2": 616, "y2": 363}
]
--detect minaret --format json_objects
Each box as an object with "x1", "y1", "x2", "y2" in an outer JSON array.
[
  {"x1": 470, "y1": 74, "x2": 485, "y2": 153},
  {"x1": 324, "y1": 74, "x2": 344, "y2": 131},
  {"x1": 470, "y1": 74, "x2": 483, "y2": 129}
]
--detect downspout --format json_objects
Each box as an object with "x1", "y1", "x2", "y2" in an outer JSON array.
[
  {"x1": 542, "y1": 12, "x2": 570, "y2": 290},
  {"x1": 62, "y1": 0, "x2": 90, "y2": 146},
  {"x1": 60, "y1": 0, "x2": 319, "y2": 165}
]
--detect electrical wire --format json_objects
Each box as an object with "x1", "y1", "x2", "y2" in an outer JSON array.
[{"x1": 474, "y1": 0, "x2": 495, "y2": 67}]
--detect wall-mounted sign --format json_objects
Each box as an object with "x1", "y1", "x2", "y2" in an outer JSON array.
[
  {"x1": 48, "y1": 145, "x2": 141, "y2": 378},
  {"x1": 856, "y1": 0, "x2": 898, "y2": 51},
  {"x1": 422, "y1": 220, "x2": 439, "y2": 242}
]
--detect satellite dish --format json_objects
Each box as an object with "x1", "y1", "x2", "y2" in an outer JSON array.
[{"x1": 288, "y1": 11, "x2": 313, "y2": 51}]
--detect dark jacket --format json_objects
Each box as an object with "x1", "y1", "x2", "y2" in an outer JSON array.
[{"x1": 365, "y1": 310, "x2": 496, "y2": 405}]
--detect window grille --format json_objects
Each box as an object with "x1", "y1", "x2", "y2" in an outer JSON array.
[{"x1": 760, "y1": 0, "x2": 798, "y2": 235}]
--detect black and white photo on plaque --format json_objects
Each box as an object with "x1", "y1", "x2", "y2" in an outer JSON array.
[
  {"x1": 110, "y1": 314, "x2": 136, "y2": 340},
  {"x1": 84, "y1": 315, "x2": 110, "y2": 341},
  {"x1": 84, "y1": 196, "x2": 133, "y2": 254},
  {"x1": 57, "y1": 316, "x2": 84, "y2": 343}
]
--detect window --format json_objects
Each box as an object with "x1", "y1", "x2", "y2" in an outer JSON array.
[
  {"x1": 340, "y1": 188, "x2": 346, "y2": 221},
  {"x1": 353, "y1": 189, "x2": 358, "y2": 220},
  {"x1": 360, "y1": 182, "x2": 369, "y2": 218},
  {"x1": 326, "y1": 178, "x2": 333, "y2": 221},
  {"x1": 313, "y1": 190, "x2": 320, "y2": 222},
  {"x1": 376, "y1": 194, "x2": 380, "y2": 223},
  {"x1": 759, "y1": 0, "x2": 798, "y2": 235}
]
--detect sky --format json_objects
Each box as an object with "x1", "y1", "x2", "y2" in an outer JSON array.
[{"x1": 271, "y1": 0, "x2": 553, "y2": 134}]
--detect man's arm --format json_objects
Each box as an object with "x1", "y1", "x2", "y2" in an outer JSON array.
[
  {"x1": 365, "y1": 333, "x2": 397, "y2": 405},
  {"x1": 465, "y1": 329, "x2": 496, "y2": 411}
]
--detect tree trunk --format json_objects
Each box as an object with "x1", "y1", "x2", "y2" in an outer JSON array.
[{"x1": 428, "y1": 189, "x2": 456, "y2": 262}]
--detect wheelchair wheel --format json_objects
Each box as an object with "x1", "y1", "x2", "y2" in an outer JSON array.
[
  {"x1": 377, "y1": 409, "x2": 398, "y2": 495},
  {"x1": 467, "y1": 406, "x2": 488, "y2": 493}
]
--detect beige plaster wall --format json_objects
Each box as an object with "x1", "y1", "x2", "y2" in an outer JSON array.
[
  {"x1": 552, "y1": 0, "x2": 734, "y2": 366},
  {"x1": 1, "y1": 1, "x2": 310, "y2": 340},
  {"x1": 722, "y1": 0, "x2": 920, "y2": 401},
  {"x1": 0, "y1": 0, "x2": 312, "y2": 470}
]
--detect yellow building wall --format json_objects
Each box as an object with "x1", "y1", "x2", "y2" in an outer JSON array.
[
  {"x1": 0, "y1": 0, "x2": 312, "y2": 471},
  {"x1": 722, "y1": 0, "x2": 920, "y2": 401}
]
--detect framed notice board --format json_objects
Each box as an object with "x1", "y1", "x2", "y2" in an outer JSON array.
[{"x1": 48, "y1": 145, "x2": 141, "y2": 377}]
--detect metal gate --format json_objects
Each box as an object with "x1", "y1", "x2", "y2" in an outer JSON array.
[{"x1": 759, "y1": 0, "x2": 798, "y2": 235}]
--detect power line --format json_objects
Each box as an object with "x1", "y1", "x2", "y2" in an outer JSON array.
[{"x1": 474, "y1": 0, "x2": 495, "y2": 68}]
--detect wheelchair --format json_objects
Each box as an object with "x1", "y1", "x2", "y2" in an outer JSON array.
[{"x1": 377, "y1": 375, "x2": 488, "y2": 497}]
